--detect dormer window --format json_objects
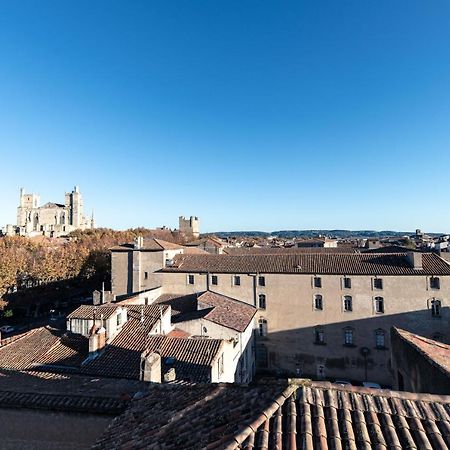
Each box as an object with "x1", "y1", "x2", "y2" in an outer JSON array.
[{"x1": 116, "y1": 312, "x2": 122, "y2": 326}]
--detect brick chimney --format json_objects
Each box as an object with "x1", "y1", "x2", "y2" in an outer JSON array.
[
  {"x1": 88, "y1": 326, "x2": 106, "y2": 359},
  {"x1": 407, "y1": 252, "x2": 423, "y2": 270},
  {"x1": 140, "y1": 351, "x2": 162, "y2": 383}
]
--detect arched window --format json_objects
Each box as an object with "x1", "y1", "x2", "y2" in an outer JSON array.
[
  {"x1": 375, "y1": 329, "x2": 386, "y2": 349},
  {"x1": 314, "y1": 294, "x2": 323, "y2": 310},
  {"x1": 343, "y1": 295, "x2": 353, "y2": 312},
  {"x1": 258, "y1": 318, "x2": 268, "y2": 337},
  {"x1": 343, "y1": 327, "x2": 354, "y2": 345},
  {"x1": 431, "y1": 299, "x2": 442, "y2": 317},
  {"x1": 258, "y1": 294, "x2": 266, "y2": 310},
  {"x1": 374, "y1": 296, "x2": 384, "y2": 314}
]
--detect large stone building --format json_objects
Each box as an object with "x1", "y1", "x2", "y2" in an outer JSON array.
[
  {"x1": 3, "y1": 186, "x2": 94, "y2": 237},
  {"x1": 110, "y1": 241, "x2": 450, "y2": 386}
]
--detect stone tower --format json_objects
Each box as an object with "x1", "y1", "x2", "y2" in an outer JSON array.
[
  {"x1": 179, "y1": 216, "x2": 200, "y2": 238},
  {"x1": 64, "y1": 186, "x2": 84, "y2": 227},
  {"x1": 17, "y1": 188, "x2": 40, "y2": 229}
]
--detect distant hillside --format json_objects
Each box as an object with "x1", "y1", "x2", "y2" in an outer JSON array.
[{"x1": 212, "y1": 230, "x2": 445, "y2": 239}]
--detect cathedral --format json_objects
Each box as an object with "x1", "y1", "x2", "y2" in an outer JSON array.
[{"x1": 4, "y1": 186, "x2": 94, "y2": 237}]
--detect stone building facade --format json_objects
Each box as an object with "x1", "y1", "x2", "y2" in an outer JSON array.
[
  {"x1": 6, "y1": 186, "x2": 94, "y2": 237},
  {"x1": 110, "y1": 244, "x2": 450, "y2": 386}
]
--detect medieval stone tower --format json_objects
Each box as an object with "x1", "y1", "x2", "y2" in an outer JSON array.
[{"x1": 179, "y1": 216, "x2": 200, "y2": 238}]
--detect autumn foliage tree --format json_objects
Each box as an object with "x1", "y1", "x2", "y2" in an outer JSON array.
[{"x1": 0, "y1": 227, "x2": 185, "y2": 302}]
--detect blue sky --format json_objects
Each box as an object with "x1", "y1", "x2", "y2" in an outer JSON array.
[{"x1": 1, "y1": 1, "x2": 450, "y2": 232}]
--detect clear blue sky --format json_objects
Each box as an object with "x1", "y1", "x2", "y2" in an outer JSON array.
[{"x1": 1, "y1": 1, "x2": 450, "y2": 232}]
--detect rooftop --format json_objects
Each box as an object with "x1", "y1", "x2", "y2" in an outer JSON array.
[
  {"x1": 92, "y1": 379, "x2": 450, "y2": 450},
  {"x1": 111, "y1": 238, "x2": 183, "y2": 252},
  {"x1": 0, "y1": 326, "x2": 88, "y2": 372},
  {"x1": 0, "y1": 369, "x2": 146, "y2": 415},
  {"x1": 161, "y1": 252, "x2": 450, "y2": 275},
  {"x1": 394, "y1": 327, "x2": 450, "y2": 376},
  {"x1": 82, "y1": 326, "x2": 224, "y2": 382}
]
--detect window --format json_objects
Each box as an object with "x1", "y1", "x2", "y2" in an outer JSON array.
[
  {"x1": 144, "y1": 272, "x2": 148, "y2": 280},
  {"x1": 188, "y1": 274, "x2": 195, "y2": 285},
  {"x1": 233, "y1": 275, "x2": 241, "y2": 286},
  {"x1": 431, "y1": 299, "x2": 442, "y2": 317},
  {"x1": 116, "y1": 312, "x2": 122, "y2": 327},
  {"x1": 344, "y1": 327, "x2": 354, "y2": 346},
  {"x1": 343, "y1": 295, "x2": 353, "y2": 312},
  {"x1": 374, "y1": 296, "x2": 384, "y2": 314},
  {"x1": 313, "y1": 277, "x2": 322, "y2": 288},
  {"x1": 430, "y1": 277, "x2": 440, "y2": 290},
  {"x1": 314, "y1": 326, "x2": 325, "y2": 344},
  {"x1": 258, "y1": 294, "x2": 266, "y2": 310},
  {"x1": 375, "y1": 329, "x2": 386, "y2": 349},
  {"x1": 258, "y1": 318, "x2": 268, "y2": 337},
  {"x1": 343, "y1": 277, "x2": 351, "y2": 289},
  {"x1": 373, "y1": 278, "x2": 383, "y2": 290},
  {"x1": 211, "y1": 275, "x2": 218, "y2": 286},
  {"x1": 314, "y1": 294, "x2": 323, "y2": 311},
  {"x1": 258, "y1": 276, "x2": 266, "y2": 287}
]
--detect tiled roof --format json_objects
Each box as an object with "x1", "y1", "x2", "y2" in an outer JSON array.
[
  {"x1": 0, "y1": 369, "x2": 147, "y2": 415},
  {"x1": 185, "y1": 237, "x2": 224, "y2": 247},
  {"x1": 155, "y1": 291, "x2": 256, "y2": 332},
  {"x1": 394, "y1": 327, "x2": 450, "y2": 376},
  {"x1": 111, "y1": 238, "x2": 183, "y2": 251},
  {"x1": 154, "y1": 293, "x2": 199, "y2": 317},
  {"x1": 0, "y1": 326, "x2": 88, "y2": 372},
  {"x1": 161, "y1": 252, "x2": 450, "y2": 275},
  {"x1": 82, "y1": 323, "x2": 224, "y2": 383},
  {"x1": 224, "y1": 246, "x2": 360, "y2": 255},
  {"x1": 67, "y1": 304, "x2": 120, "y2": 320},
  {"x1": 92, "y1": 379, "x2": 450, "y2": 450},
  {"x1": 196, "y1": 291, "x2": 256, "y2": 332}
]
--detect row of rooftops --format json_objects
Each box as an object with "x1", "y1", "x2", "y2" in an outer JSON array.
[
  {"x1": 110, "y1": 237, "x2": 450, "y2": 275},
  {"x1": 0, "y1": 370, "x2": 449, "y2": 449},
  {"x1": 161, "y1": 252, "x2": 450, "y2": 275},
  {"x1": 0, "y1": 291, "x2": 256, "y2": 383}
]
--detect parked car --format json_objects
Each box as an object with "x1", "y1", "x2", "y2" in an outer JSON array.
[
  {"x1": 0, "y1": 325, "x2": 15, "y2": 334},
  {"x1": 363, "y1": 381, "x2": 382, "y2": 389},
  {"x1": 334, "y1": 380, "x2": 352, "y2": 386}
]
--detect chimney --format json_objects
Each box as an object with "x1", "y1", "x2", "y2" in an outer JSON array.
[
  {"x1": 134, "y1": 236, "x2": 144, "y2": 249},
  {"x1": 140, "y1": 351, "x2": 162, "y2": 383},
  {"x1": 163, "y1": 367, "x2": 176, "y2": 383},
  {"x1": 88, "y1": 326, "x2": 106, "y2": 359},
  {"x1": 407, "y1": 252, "x2": 423, "y2": 270}
]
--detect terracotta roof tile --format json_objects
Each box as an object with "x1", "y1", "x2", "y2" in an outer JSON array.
[
  {"x1": 92, "y1": 380, "x2": 450, "y2": 450},
  {"x1": 161, "y1": 252, "x2": 450, "y2": 275},
  {"x1": 111, "y1": 238, "x2": 183, "y2": 251},
  {"x1": 197, "y1": 291, "x2": 256, "y2": 332},
  {"x1": 393, "y1": 327, "x2": 450, "y2": 376}
]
